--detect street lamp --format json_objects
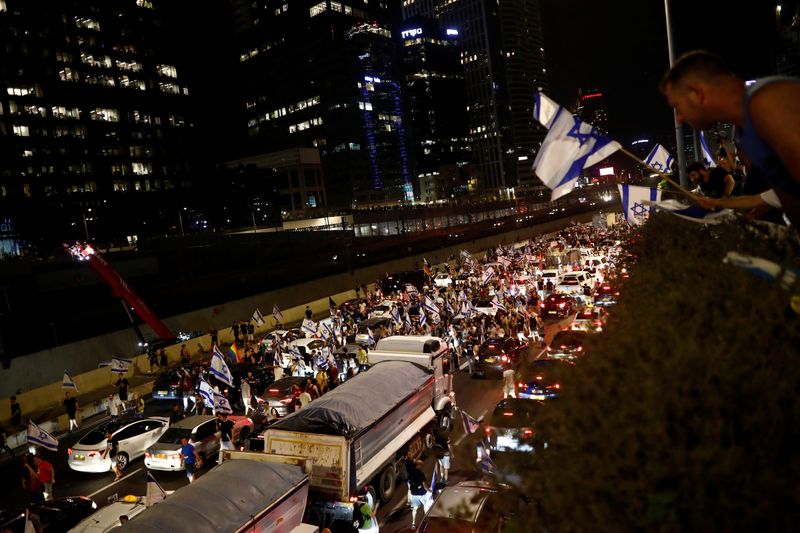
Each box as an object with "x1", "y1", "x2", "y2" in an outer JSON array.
[{"x1": 82, "y1": 208, "x2": 92, "y2": 241}]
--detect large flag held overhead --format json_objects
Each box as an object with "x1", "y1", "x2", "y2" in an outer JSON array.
[
  {"x1": 301, "y1": 318, "x2": 317, "y2": 336},
  {"x1": 481, "y1": 266, "x2": 495, "y2": 286},
  {"x1": 423, "y1": 295, "x2": 440, "y2": 315},
  {"x1": 532, "y1": 92, "x2": 622, "y2": 200},
  {"x1": 461, "y1": 410, "x2": 482, "y2": 435},
  {"x1": 27, "y1": 420, "x2": 59, "y2": 451},
  {"x1": 699, "y1": 131, "x2": 717, "y2": 167},
  {"x1": 111, "y1": 357, "x2": 133, "y2": 374},
  {"x1": 213, "y1": 392, "x2": 233, "y2": 415},
  {"x1": 198, "y1": 377, "x2": 214, "y2": 408},
  {"x1": 618, "y1": 184, "x2": 661, "y2": 226},
  {"x1": 146, "y1": 471, "x2": 168, "y2": 507},
  {"x1": 252, "y1": 308, "x2": 265, "y2": 327},
  {"x1": 644, "y1": 144, "x2": 675, "y2": 173},
  {"x1": 653, "y1": 198, "x2": 732, "y2": 225},
  {"x1": 210, "y1": 347, "x2": 234, "y2": 387},
  {"x1": 272, "y1": 304, "x2": 284, "y2": 323},
  {"x1": 62, "y1": 370, "x2": 78, "y2": 391},
  {"x1": 227, "y1": 342, "x2": 241, "y2": 364}
]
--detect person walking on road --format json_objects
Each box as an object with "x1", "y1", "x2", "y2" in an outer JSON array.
[
  {"x1": 158, "y1": 348, "x2": 168, "y2": 371},
  {"x1": 102, "y1": 431, "x2": 122, "y2": 481},
  {"x1": 217, "y1": 413, "x2": 235, "y2": 451},
  {"x1": 133, "y1": 392, "x2": 145, "y2": 417},
  {"x1": 240, "y1": 376, "x2": 252, "y2": 416},
  {"x1": 179, "y1": 436, "x2": 200, "y2": 483},
  {"x1": 502, "y1": 364, "x2": 516, "y2": 398},
  {"x1": 63, "y1": 391, "x2": 79, "y2": 432},
  {"x1": 33, "y1": 454, "x2": 55, "y2": 500},
  {"x1": 10, "y1": 396, "x2": 22, "y2": 428},
  {"x1": 407, "y1": 459, "x2": 429, "y2": 530},
  {"x1": 180, "y1": 344, "x2": 191, "y2": 365}
]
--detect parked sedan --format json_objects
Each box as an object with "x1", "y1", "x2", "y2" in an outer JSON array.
[
  {"x1": 473, "y1": 337, "x2": 528, "y2": 378},
  {"x1": 569, "y1": 306, "x2": 608, "y2": 332},
  {"x1": 539, "y1": 293, "x2": 577, "y2": 318},
  {"x1": 258, "y1": 376, "x2": 307, "y2": 419},
  {"x1": 151, "y1": 363, "x2": 204, "y2": 401},
  {"x1": 516, "y1": 358, "x2": 574, "y2": 400},
  {"x1": 484, "y1": 398, "x2": 543, "y2": 454},
  {"x1": 547, "y1": 330, "x2": 589, "y2": 360},
  {"x1": 68, "y1": 416, "x2": 169, "y2": 473}
]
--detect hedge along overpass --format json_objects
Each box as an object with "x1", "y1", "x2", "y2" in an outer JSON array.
[{"x1": 0, "y1": 207, "x2": 613, "y2": 421}]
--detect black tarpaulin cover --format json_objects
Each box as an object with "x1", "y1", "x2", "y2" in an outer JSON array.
[{"x1": 271, "y1": 360, "x2": 430, "y2": 438}]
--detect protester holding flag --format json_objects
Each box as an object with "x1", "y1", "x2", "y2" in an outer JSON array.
[
  {"x1": 660, "y1": 50, "x2": 800, "y2": 226},
  {"x1": 63, "y1": 392, "x2": 79, "y2": 432},
  {"x1": 115, "y1": 375, "x2": 129, "y2": 403}
]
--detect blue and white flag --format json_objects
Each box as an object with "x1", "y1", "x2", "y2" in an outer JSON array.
[
  {"x1": 444, "y1": 299, "x2": 455, "y2": 317},
  {"x1": 460, "y1": 410, "x2": 482, "y2": 435},
  {"x1": 301, "y1": 318, "x2": 317, "y2": 336},
  {"x1": 272, "y1": 304, "x2": 284, "y2": 323},
  {"x1": 210, "y1": 348, "x2": 234, "y2": 387},
  {"x1": 532, "y1": 92, "x2": 622, "y2": 200},
  {"x1": 198, "y1": 377, "x2": 214, "y2": 407},
  {"x1": 481, "y1": 266, "x2": 495, "y2": 286},
  {"x1": 27, "y1": 420, "x2": 58, "y2": 452},
  {"x1": 423, "y1": 295, "x2": 440, "y2": 315},
  {"x1": 319, "y1": 323, "x2": 331, "y2": 341},
  {"x1": 146, "y1": 471, "x2": 168, "y2": 507},
  {"x1": 111, "y1": 357, "x2": 133, "y2": 374},
  {"x1": 62, "y1": 370, "x2": 78, "y2": 391},
  {"x1": 405, "y1": 284, "x2": 419, "y2": 296},
  {"x1": 653, "y1": 198, "x2": 732, "y2": 225},
  {"x1": 477, "y1": 442, "x2": 494, "y2": 474},
  {"x1": 213, "y1": 392, "x2": 233, "y2": 415},
  {"x1": 458, "y1": 290, "x2": 467, "y2": 302},
  {"x1": 289, "y1": 345, "x2": 302, "y2": 360},
  {"x1": 460, "y1": 301, "x2": 472, "y2": 318},
  {"x1": 618, "y1": 184, "x2": 661, "y2": 226},
  {"x1": 491, "y1": 296, "x2": 506, "y2": 313},
  {"x1": 252, "y1": 308, "x2": 266, "y2": 327},
  {"x1": 390, "y1": 306, "x2": 401, "y2": 324},
  {"x1": 516, "y1": 304, "x2": 528, "y2": 318},
  {"x1": 644, "y1": 144, "x2": 675, "y2": 173},
  {"x1": 497, "y1": 256, "x2": 512, "y2": 268},
  {"x1": 723, "y1": 251, "x2": 800, "y2": 289},
  {"x1": 404, "y1": 311, "x2": 413, "y2": 330},
  {"x1": 418, "y1": 309, "x2": 427, "y2": 328},
  {"x1": 699, "y1": 131, "x2": 717, "y2": 168},
  {"x1": 430, "y1": 311, "x2": 441, "y2": 325}
]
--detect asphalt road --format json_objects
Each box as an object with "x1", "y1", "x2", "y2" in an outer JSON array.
[{"x1": 0, "y1": 315, "x2": 574, "y2": 530}]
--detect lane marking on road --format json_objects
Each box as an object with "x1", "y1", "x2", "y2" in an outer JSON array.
[
  {"x1": 453, "y1": 409, "x2": 487, "y2": 447},
  {"x1": 87, "y1": 467, "x2": 143, "y2": 498}
]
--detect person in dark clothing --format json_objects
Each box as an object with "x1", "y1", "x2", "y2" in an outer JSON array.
[
  {"x1": 687, "y1": 161, "x2": 735, "y2": 198},
  {"x1": 407, "y1": 459, "x2": 429, "y2": 529},
  {"x1": 169, "y1": 404, "x2": 184, "y2": 425},
  {"x1": 231, "y1": 322, "x2": 240, "y2": 343},
  {"x1": 102, "y1": 431, "x2": 122, "y2": 480},
  {"x1": 217, "y1": 413, "x2": 235, "y2": 450},
  {"x1": 115, "y1": 376, "x2": 129, "y2": 403},
  {"x1": 305, "y1": 306, "x2": 313, "y2": 320},
  {"x1": 63, "y1": 392, "x2": 79, "y2": 431},
  {"x1": 158, "y1": 348, "x2": 168, "y2": 371},
  {"x1": 10, "y1": 396, "x2": 21, "y2": 428}
]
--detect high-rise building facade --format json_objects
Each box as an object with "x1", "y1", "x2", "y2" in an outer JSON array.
[
  {"x1": 574, "y1": 89, "x2": 609, "y2": 134},
  {"x1": 400, "y1": 16, "x2": 473, "y2": 199},
  {"x1": 232, "y1": 0, "x2": 414, "y2": 208},
  {"x1": 0, "y1": 0, "x2": 194, "y2": 248}
]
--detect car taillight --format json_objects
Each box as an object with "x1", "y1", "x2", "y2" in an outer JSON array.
[
  {"x1": 502, "y1": 412, "x2": 514, "y2": 417},
  {"x1": 484, "y1": 427, "x2": 493, "y2": 435},
  {"x1": 171, "y1": 453, "x2": 182, "y2": 460},
  {"x1": 548, "y1": 383, "x2": 561, "y2": 389},
  {"x1": 269, "y1": 388, "x2": 279, "y2": 394},
  {"x1": 280, "y1": 397, "x2": 294, "y2": 405},
  {"x1": 500, "y1": 355, "x2": 508, "y2": 363},
  {"x1": 536, "y1": 375, "x2": 543, "y2": 380},
  {"x1": 558, "y1": 302, "x2": 565, "y2": 308},
  {"x1": 144, "y1": 451, "x2": 151, "y2": 459},
  {"x1": 539, "y1": 302, "x2": 545, "y2": 308},
  {"x1": 576, "y1": 346, "x2": 583, "y2": 352},
  {"x1": 523, "y1": 429, "x2": 533, "y2": 438},
  {"x1": 88, "y1": 451, "x2": 100, "y2": 458},
  {"x1": 67, "y1": 448, "x2": 72, "y2": 455},
  {"x1": 518, "y1": 382, "x2": 526, "y2": 388}
]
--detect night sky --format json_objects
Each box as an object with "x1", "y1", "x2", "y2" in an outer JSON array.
[{"x1": 540, "y1": 0, "x2": 795, "y2": 148}]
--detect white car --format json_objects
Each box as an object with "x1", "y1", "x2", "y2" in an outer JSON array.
[
  {"x1": 541, "y1": 269, "x2": 562, "y2": 286},
  {"x1": 433, "y1": 273, "x2": 453, "y2": 288},
  {"x1": 144, "y1": 415, "x2": 253, "y2": 472},
  {"x1": 556, "y1": 271, "x2": 592, "y2": 296},
  {"x1": 473, "y1": 299, "x2": 499, "y2": 317},
  {"x1": 68, "y1": 416, "x2": 169, "y2": 473}
]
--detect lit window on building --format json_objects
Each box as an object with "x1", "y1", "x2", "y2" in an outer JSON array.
[
  {"x1": 90, "y1": 108, "x2": 120, "y2": 122},
  {"x1": 116, "y1": 60, "x2": 143, "y2": 72},
  {"x1": 75, "y1": 17, "x2": 101, "y2": 31},
  {"x1": 132, "y1": 162, "x2": 152, "y2": 175},
  {"x1": 59, "y1": 68, "x2": 79, "y2": 82},
  {"x1": 13, "y1": 125, "x2": 30, "y2": 137},
  {"x1": 7, "y1": 86, "x2": 36, "y2": 96},
  {"x1": 136, "y1": 0, "x2": 154, "y2": 8},
  {"x1": 158, "y1": 82, "x2": 180, "y2": 95},
  {"x1": 156, "y1": 64, "x2": 178, "y2": 78},
  {"x1": 120, "y1": 76, "x2": 146, "y2": 90}
]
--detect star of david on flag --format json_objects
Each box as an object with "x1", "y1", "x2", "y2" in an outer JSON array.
[
  {"x1": 618, "y1": 184, "x2": 661, "y2": 226},
  {"x1": 532, "y1": 92, "x2": 621, "y2": 200},
  {"x1": 27, "y1": 420, "x2": 59, "y2": 451},
  {"x1": 644, "y1": 144, "x2": 675, "y2": 173}
]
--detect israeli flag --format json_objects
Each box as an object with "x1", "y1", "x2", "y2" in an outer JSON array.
[
  {"x1": 272, "y1": 304, "x2": 284, "y2": 323},
  {"x1": 252, "y1": 308, "x2": 266, "y2": 327},
  {"x1": 198, "y1": 377, "x2": 215, "y2": 407},
  {"x1": 460, "y1": 301, "x2": 472, "y2": 318},
  {"x1": 491, "y1": 296, "x2": 506, "y2": 313},
  {"x1": 699, "y1": 132, "x2": 717, "y2": 167},
  {"x1": 618, "y1": 184, "x2": 661, "y2": 226},
  {"x1": 481, "y1": 266, "x2": 495, "y2": 285},
  {"x1": 319, "y1": 324, "x2": 331, "y2": 341},
  {"x1": 654, "y1": 199, "x2": 732, "y2": 225},
  {"x1": 532, "y1": 92, "x2": 622, "y2": 200},
  {"x1": 405, "y1": 284, "x2": 419, "y2": 296},
  {"x1": 444, "y1": 299, "x2": 455, "y2": 317},
  {"x1": 210, "y1": 348, "x2": 234, "y2": 387},
  {"x1": 723, "y1": 251, "x2": 799, "y2": 289},
  {"x1": 111, "y1": 357, "x2": 133, "y2": 374},
  {"x1": 458, "y1": 290, "x2": 467, "y2": 302},
  {"x1": 423, "y1": 295, "x2": 440, "y2": 315},
  {"x1": 289, "y1": 345, "x2": 302, "y2": 360},
  {"x1": 27, "y1": 420, "x2": 58, "y2": 452},
  {"x1": 62, "y1": 370, "x2": 78, "y2": 391},
  {"x1": 302, "y1": 318, "x2": 317, "y2": 336},
  {"x1": 390, "y1": 306, "x2": 401, "y2": 324},
  {"x1": 430, "y1": 311, "x2": 441, "y2": 325},
  {"x1": 644, "y1": 144, "x2": 675, "y2": 173},
  {"x1": 497, "y1": 256, "x2": 512, "y2": 268},
  {"x1": 460, "y1": 410, "x2": 481, "y2": 435},
  {"x1": 213, "y1": 392, "x2": 233, "y2": 415},
  {"x1": 418, "y1": 310, "x2": 427, "y2": 328}
]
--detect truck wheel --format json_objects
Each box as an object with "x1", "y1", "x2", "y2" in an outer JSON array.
[
  {"x1": 436, "y1": 407, "x2": 453, "y2": 438},
  {"x1": 376, "y1": 465, "x2": 396, "y2": 503}
]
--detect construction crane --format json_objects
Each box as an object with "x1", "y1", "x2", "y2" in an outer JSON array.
[{"x1": 64, "y1": 242, "x2": 174, "y2": 343}]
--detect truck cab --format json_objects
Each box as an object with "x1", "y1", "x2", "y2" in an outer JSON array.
[{"x1": 369, "y1": 335, "x2": 456, "y2": 432}]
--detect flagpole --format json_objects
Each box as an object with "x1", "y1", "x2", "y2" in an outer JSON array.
[{"x1": 618, "y1": 146, "x2": 697, "y2": 200}]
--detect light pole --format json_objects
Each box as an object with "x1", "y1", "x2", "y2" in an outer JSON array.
[
  {"x1": 178, "y1": 208, "x2": 185, "y2": 237},
  {"x1": 664, "y1": 0, "x2": 688, "y2": 188},
  {"x1": 82, "y1": 208, "x2": 91, "y2": 241}
]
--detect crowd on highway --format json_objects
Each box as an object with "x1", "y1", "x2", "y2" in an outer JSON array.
[{"x1": 1, "y1": 218, "x2": 635, "y2": 532}]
